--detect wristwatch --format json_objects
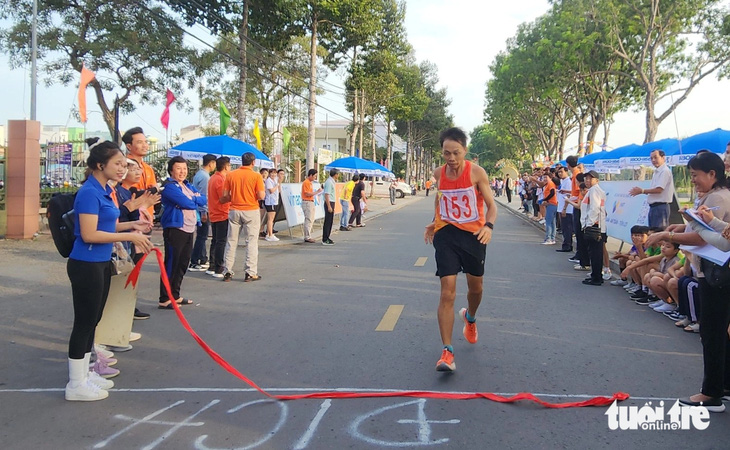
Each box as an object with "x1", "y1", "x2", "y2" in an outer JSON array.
[{"x1": 485, "y1": 222, "x2": 494, "y2": 230}]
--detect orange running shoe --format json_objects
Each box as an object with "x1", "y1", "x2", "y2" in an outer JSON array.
[
  {"x1": 436, "y1": 348, "x2": 455, "y2": 372},
  {"x1": 460, "y1": 308, "x2": 478, "y2": 344}
]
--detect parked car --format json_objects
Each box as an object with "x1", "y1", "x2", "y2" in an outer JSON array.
[{"x1": 369, "y1": 176, "x2": 414, "y2": 198}]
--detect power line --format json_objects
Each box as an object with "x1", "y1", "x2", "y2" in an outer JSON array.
[{"x1": 136, "y1": 2, "x2": 354, "y2": 124}]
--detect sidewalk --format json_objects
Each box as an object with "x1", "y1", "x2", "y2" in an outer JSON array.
[{"x1": 493, "y1": 195, "x2": 625, "y2": 273}]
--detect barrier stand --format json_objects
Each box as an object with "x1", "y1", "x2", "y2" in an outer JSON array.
[{"x1": 95, "y1": 273, "x2": 137, "y2": 347}]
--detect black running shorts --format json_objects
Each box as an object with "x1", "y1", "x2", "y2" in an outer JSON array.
[{"x1": 433, "y1": 224, "x2": 487, "y2": 278}]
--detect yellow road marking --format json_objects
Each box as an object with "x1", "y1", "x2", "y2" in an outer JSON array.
[
  {"x1": 375, "y1": 305, "x2": 405, "y2": 331},
  {"x1": 414, "y1": 257, "x2": 428, "y2": 267}
]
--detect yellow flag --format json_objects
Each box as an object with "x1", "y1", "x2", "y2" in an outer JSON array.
[{"x1": 253, "y1": 119, "x2": 262, "y2": 150}]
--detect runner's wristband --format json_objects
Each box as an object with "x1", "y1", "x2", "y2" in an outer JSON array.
[{"x1": 485, "y1": 222, "x2": 494, "y2": 230}]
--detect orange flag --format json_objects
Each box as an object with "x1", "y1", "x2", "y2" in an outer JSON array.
[{"x1": 78, "y1": 64, "x2": 96, "y2": 123}]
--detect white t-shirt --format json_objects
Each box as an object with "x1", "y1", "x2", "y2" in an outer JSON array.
[
  {"x1": 558, "y1": 177, "x2": 573, "y2": 213},
  {"x1": 648, "y1": 164, "x2": 675, "y2": 204},
  {"x1": 264, "y1": 177, "x2": 279, "y2": 206}
]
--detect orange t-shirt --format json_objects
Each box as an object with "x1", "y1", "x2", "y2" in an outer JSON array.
[
  {"x1": 223, "y1": 166, "x2": 264, "y2": 211},
  {"x1": 543, "y1": 178, "x2": 558, "y2": 206},
  {"x1": 127, "y1": 156, "x2": 157, "y2": 217},
  {"x1": 302, "y1": 179, "x2": 315, "y2": 201},
  {"x1": 207, "y1": 171, "x2": 230, "y2": 222},
  {"x1": 571, "y1": 167, "x2": 581, "y2": 198},
  {"x1": 434, "y1": 161, "x2": 486, "y2": 233}
]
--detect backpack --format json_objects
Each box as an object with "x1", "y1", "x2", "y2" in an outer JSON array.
[{"x1": 47, "y1": 193, "x2": 77, "y2": 257}]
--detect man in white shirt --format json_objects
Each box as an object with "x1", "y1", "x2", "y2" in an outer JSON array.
[
  {"x1": 629, "y1": 149, "x2": 675, "y2": 228},
  {"x1": 556, "y1": 166, "x2": 574, "y2": 253},
  {"x1": 581, "y1": 170, "x2": 606, "y2": 286}
]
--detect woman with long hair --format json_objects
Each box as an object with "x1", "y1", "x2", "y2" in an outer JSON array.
[{"x1": 65, "y1": 138, "x2": 153, "y2": 401}]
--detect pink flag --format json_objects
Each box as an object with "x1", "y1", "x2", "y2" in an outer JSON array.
[{"x1": 160, "y1": 89, "x2": 176, "y2": 130}]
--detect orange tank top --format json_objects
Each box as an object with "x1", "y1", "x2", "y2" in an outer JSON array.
[{"x1": 434, "y1": 161, "x2": 486, "y2": 233}]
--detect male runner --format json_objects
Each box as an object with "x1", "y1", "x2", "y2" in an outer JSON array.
[{"x1": 424, "y1": 127, "x2": 497, "y2": 372}]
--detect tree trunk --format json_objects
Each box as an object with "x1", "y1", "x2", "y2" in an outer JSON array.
[
  {"x1": 576, "y1": 117, "x2": 585, "y2": 156},
  {"x1": 406, "y1": 121, "x2": 412, "y2": 183},
  {"x1": 358, "y1": 92, "x2": 366, "y2": 158},
  {"x1": 643, "y1": 89, "x2": 658, "y2": 144},
  {"x1": 306, "y1": 15, "x2": 318, "y2": 170},
  {"x1": 386, "y1": 118, "x2": 392, "y2": 171},
  {"x1": 586, "y1": 123, "x2": 601, "y2": 154},
  {"x1": 237, "y1": 0, "x2": 249, "y2": 140}
]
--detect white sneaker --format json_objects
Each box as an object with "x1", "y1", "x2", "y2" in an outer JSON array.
[
  {"x1": 574, "y1": 265, "x2": 591, "y2": 271},
  {"x1": 129, "y1": 331, "x2": 141, "y2": 342},
  {"x1": 538, "y1": 219, "x2": 546, "y2": 225},
  {"x1": 611, "y1": 279, "x2": 628, "y2": 286},
  {"x1": 88, "y1": 371, "x2": 114, "y2": 390},
  {"x1": 264, "y1": 235, "x2": 280, "y2": 242},
  {"x1": 602, "y1": 267, "x2": 612, "y2": 280},
  {"x1": 648, "y1": 299, "x2": 665, "y2": 308},
  {"x1": 684, "y1": 322, "x2": 700, "y2": 333},
  {"x1": 654, "y1": 303, "x2": 677, "y2": 313},
  {"x1": 205, "y1": 270, "x2": 215, "y2": 275},
  {"x1": 212, "y1": 272, "x2": 224, "y2": 279},
  {"x1": 65, "y1": 379, "x2": 109, "y2": 401},
  {"x1": 200, "y1": 262, "x2": 210, "y2": 270},
  {"x1": 623, "y1": 282, "x2": 637, "y2": 290}
]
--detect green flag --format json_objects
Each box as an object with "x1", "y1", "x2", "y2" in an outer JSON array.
[
  {"x1": 220, "y1": 101, "x2": 230, "y2": 135},
  {"x1": 282, "y1": 127, "x2": 291, "y2": 150}
]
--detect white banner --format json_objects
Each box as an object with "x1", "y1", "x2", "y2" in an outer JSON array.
[
  {"x1": 279, "y1": 182, "x2": 325, "y2": 228},
  {"x1": 602, "y1": 180, "x2": 653, "y2": 243},
  {"x1": 317, "y1": 148, "x2": 333, "y2": 165}
]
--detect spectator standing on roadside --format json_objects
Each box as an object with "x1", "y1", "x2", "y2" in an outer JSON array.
[
  {"x1": 189, "y1": 154, "x2": 217, "y2": 272},
  {"x1": 207, "y1": 157, "x2": 230, "y2": 278},
  {"x1": 301, "y1": 169, "x2": 322, "y2": 243},
  {"x1": 629, "y1": 149, "x2": 675, "y2": 228},
  {"x1": 505, "y1": 173, "x2": 513, "y2": 203},
  {"x1": 340, "y1": 174, "x2": 355, "y2": 231},
  {"x1": 221, "y1": 152, "x2": 265, "y2": 282},
  {"x1": 122, "y1": 127, "x2": 158, "y2": 219},
  {"x1": 349, "y1": 173, "x2": 367, "y2": 228},
  {"x1": 322, "y1": 168, "x2": 339, "y2": 246},
  {"x1": 264, "y1": 168, "x2": 280, "y2": 242},
  {"x1": 580, "y1": 170, "x2": 607, "y2": 286},
  {"x1": 556, "y1": 166, "x2": 574, "y2": 253}
]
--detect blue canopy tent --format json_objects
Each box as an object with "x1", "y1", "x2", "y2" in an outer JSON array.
[
  {"x1": 668, "y1": 128, "x2": 730, "y2": 166},
  {"x1": 593, "y1": 144, "x2": 641, "y2": 170},
  {"x1": 168, "y1": 135, "x2": 274, "y2": 169},
  {"x1": 324, "y1": 156, "x2": 394, "y2": 177},
  {"x1": 618, "y1": 138, "x2": 679, "y2": 168}
]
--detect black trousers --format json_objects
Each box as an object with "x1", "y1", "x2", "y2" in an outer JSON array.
[
  {"x1": 587, "y1": 231, "x2": 603, "y2": 282},
  {"x1": 505, "y1": 188, "x2": 512, "y2": 203},
  {"x1": 67, "y1": 259, "x2": 113, "y2": 359},
  {"x1": 160, "y1": 228, "x2": 194, "y2": 302},
  {"x1": 560, "y1": 213, "x2": 574, "y2": 251},
  {"x1": 698, "y1": 278, "x2": 730, "y2": 398},
  {"x1": 322, "y1": 201, "x2": 335, "y2": 242},
  {"x1": 573, "y1": 210, "x2": 589, "y2": 266},
  {"x1": 349, "y1": 197, "x2": 362, "y2": 225},
  {"x1": 210, "y1": 220, "x2": 229, "y2": 274}
]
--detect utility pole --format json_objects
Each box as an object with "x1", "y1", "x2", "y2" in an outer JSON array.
[{"x1": 30, "y1": 0, "x2": 38, "y2": 120}]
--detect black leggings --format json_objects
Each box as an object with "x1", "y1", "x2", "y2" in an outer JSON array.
[{"x1": 67, "y1": 258, "x2": 113, "y2": 359}]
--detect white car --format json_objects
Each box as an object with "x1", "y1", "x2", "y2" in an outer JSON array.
[{"x1": 368, "y1": 177, "x2": 413, "y2": 198}]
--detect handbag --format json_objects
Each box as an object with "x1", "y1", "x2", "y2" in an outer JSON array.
[
  {"x1": 701, "y1": 258, "x2": 730, "y2": 288},
  {"x1": 583, "y1": 225, "x2": 602, "y2": 242}
]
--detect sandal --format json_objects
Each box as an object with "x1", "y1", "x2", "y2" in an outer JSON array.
[
  {"x1": 158, "y1": 302, "x2": 175, "y2": 310},
  {"x1": 177, "y1": 298, "x2": 194, "y2": 305}
]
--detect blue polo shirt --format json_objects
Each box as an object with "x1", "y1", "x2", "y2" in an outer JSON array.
[{"x1": 69, "y1": 176, "x2": 119, "y2": 262}]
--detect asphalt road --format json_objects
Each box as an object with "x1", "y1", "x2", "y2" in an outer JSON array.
[{"x1": 1, "y1": 197, "x2": 728, "y2": 449}]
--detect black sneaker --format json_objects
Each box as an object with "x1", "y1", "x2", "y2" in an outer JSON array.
[
  {"x1": 634, "y1": 297, "x2": 652, "y2": 305},
  {"x1": 223, "y1": 272, "x2": 232, "y2": 282},
  {"x1": 339, "y1": 226, "x2": 350, "y2": 231},
  {"x1": 678, "y1": 396, "x2": 725, "y2": 413},
  {"x1": 582, "y1": 279, "x2": 603, "y2": 286},
  {"x1": 322, "y1": 240, "x2": 334, "y2": 246},
  {"x1": 244, "y1": 273, "x2": 262, "y2": 282},
  {"x1": 631, "y1": 290, "x2": 648, "y2": 299},
  {"x1": 133, "y1": 308, "x2": 150, "y2": 320}
]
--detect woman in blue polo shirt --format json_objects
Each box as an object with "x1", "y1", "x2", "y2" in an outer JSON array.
[{"x1": 65, "y1": 138, "x2": 153, "y2": 402}]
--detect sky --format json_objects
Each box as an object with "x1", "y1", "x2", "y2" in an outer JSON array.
[{"x1": 1, "y1": 0, "x2": 729, "y2": 154}]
